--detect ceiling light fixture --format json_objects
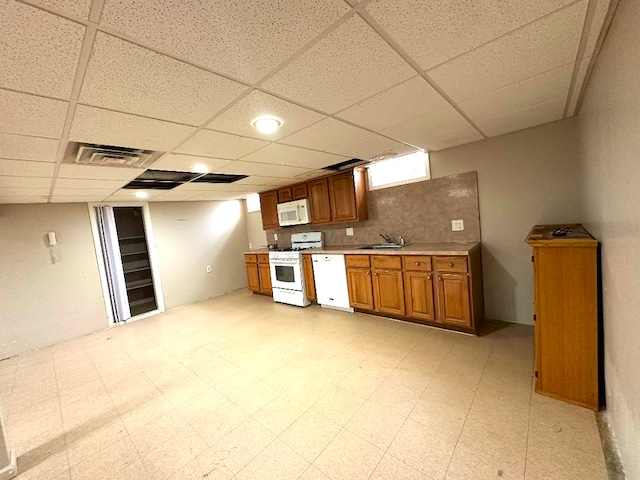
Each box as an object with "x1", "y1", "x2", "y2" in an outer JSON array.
[
  {"x1": 192, "y1": 164, "x2": 209, "y2": 174},
  {"x1": 251, "y1": 116, "x2": 283, "y2": 134},
  {"x1": 135, "y1": 191, "x2": 149, "y2": 199}
]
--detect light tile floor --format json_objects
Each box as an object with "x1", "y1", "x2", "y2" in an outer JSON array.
[{"x1": 0, "y1": 291, "x2": 609, "y2": 480}]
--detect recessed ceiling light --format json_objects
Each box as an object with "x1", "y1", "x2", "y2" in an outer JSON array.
[
  {"x1": 134, "y1": 191, "x2": 148, "y2": 199},
  {"x1": 192, "y1": 164, "x2": 209, "y2": 174},
  {"x1": 251, "y1": 116, "x2": 283, "y2": 134}
]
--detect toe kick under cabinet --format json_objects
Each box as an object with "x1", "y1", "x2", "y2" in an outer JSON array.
[{"x1": 345, "y1": 247, "x2": 484, "y2": 334}]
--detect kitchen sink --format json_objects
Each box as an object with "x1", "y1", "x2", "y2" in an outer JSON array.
[{"x1": 358, "y1": 244, "x2": 405, "y2": 249}]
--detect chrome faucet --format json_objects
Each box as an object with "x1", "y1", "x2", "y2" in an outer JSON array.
[{"x1": 378, "y1": 233, "x2": 394, "y2": 244}]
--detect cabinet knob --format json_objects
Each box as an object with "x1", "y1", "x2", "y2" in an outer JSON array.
[
  {"x1": 438, "y1": 275, "x2": 443, "y2": 281},
  {"x1": 449, "y1": 262, "x2": 454, "y2": 267},
  {"x1": 366, "y1": 271, "x2": 370, "y2": 275},
  {"x1": 427, "y1": 274, "x2": 432, "y2": 280},
  {"x1": 415, "y1": 262, "x2": 420, "y2": 266}
]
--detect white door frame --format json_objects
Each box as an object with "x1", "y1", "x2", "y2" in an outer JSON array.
[{"x1": 88, "y1": 202, "x2": 165, "y2": 326}]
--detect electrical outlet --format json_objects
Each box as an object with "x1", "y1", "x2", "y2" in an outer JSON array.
[
  {"x1": 249, "y1": 242, "x2": 253, "y2": 249},
  {"x1": 206, "y1": 266, "x2": 212, "y2": 273},
  {"x1": 451, "y1": 219, "x2": 464, "y2": 231},
  {"x1": 346, "y1": 227, "x2": 354, "y2": 236},
  {"x1": 274, "y1": 233, "x2": 278, "y2": 241}
]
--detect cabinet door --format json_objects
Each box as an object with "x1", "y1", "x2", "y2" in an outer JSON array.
[
  {"x1": 246, "y1": 262, "x2": 260, "y2": 292},
  {"x1": 277, "y1": 187, "x2": 293, "y2": 203},
  {"x1": 329, "y1": 171, "x2": 357, "y2": 222},
  {"x1": 404, "y1": 271, "x2": 436, "y2": 321},
  {"x1": 308, "y1": 178, "x2": 332, "y2": 224},
  {"x1": 346, "y1": 267, "x2": 374, "y2": 309},
  {"x1": 436, "y1": 273, "x2": 471, "y2": 327},
  {"x1": 259, "y1": 191, "x2": 279, "y2": 230},
  {"x1": 292, "y1": 183, "x2": 308, "y2": 200},
  {"x1": 258, "y1": 263, "x2": 272, "y2": 295},
  {"x1": 373, "y1": 269, "x2": 405, "y2": 316},
  {"x1": 303, "y1": 254, "x2": 316, "y2": 301}
]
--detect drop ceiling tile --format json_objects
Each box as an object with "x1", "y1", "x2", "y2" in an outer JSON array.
[
  {"x1": 294, "y1": 169, "x2": 332, "y2": 180},
  {"x1": 172, "y1": 183, "x2": 225, "y2": 192},
  {"x1": 100, "y1": 0, "x2": 348, "y2": 83},
  {"x1": 0, "y1": 89, "x2": 68, "y2": 139},
  {"x1": 428, "y1": 1, "x2": 588, "y2": 102},
  {"x1": 0, "y1": 159, "x2": 56, "y2": 177},
  {"x1": 0, "y1": 176, "x2": 52, "y2": 188},
  {"x1": 328, "y1": 133, "x2": 416, "y2": 160},
  {"x1": 242, "y1": 143, "x2": 348, "y2": 170},
  {"x1": 417, "y1": 125, "x2": 484, "y2": 151},
  {"x1": 380, "y1": 107, "x2": 479, "y2": 150},
  {"x1": 57, "y1": 164, "x2": 143, "y2": 181},
  {"x1": 336, "y1": 76, "x2": 451, "y2": 132},
  {"x1": 190, "y1": 192, "x2": 245, "y2": 201},
  {"x1": 107, "y1": 189, "x2": 162, "y2": 199},
  {"x1": 207, "y1": 91, "x2": 324, "y2": 140},
  {"x1": 262, "y1": 15, "x2": 415, "y2": 113},
  {"x1": 0, "y1": 196, "x2": 48, "y2": 204},
  {"x1": 0, "y1": 1, "x2": 84, "y2": 98},
  {"x1": 476, "y1": 97, "x2": 566, "y2": 137},
  {"x1": 80, "y1": 34, "x2": 247, "y2": 126},
  {"x1": 567, "y1": 56, "x2": 592, "y2": 116},
  {"x1": 154, "y1": 189, "x2": 200, "y2": 199},
  {"x1": 0, "y1": 133, "x2": 59, "y2": 162},
  {"x1": 149, "y1": 154, "x2": 231, "y2": 173},
  {"x1": 583, "y1": 0, "x2": 611, "y2": 58},
  {"x1": 53, "y1": 188, "x2": 117, "y2": 196},
  {"x1": 54, "y1": 178, "x2": 129, "y2": 189},
  {"x1": 367, "y1": 0, "x2": 574, "y2": 70},
  {"x1": 175, "y1": 130, "x2": 268, "y2": 160},
  {"x1": 51, "y1": 195, "x2": 110, "y2": 203},
  {"x1": 28, "y1": 0, "x2": 91, "y2": 18},
  {"x1": 234, "y1": 176, "x2": 289, "y2": 187},
  {"x1": 69, "y1": 105, "x2": 195, "y2": 151},
  {"x1": 217, "y1": 161, "x2": 312, "y2": 178},
  {"x1": 0, "y1": 187, "x2": 50, "y2": 196},
  {"x1": 279, "y1": 118, "x2": 370, "y2": 151},
  {"x1": 459, "y1": 64, "x2": 573, "y2": 122}
]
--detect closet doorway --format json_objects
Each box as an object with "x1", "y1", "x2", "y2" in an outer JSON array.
[{"x1": 90, "y1": 204, "x2": 164, "y2": 325}]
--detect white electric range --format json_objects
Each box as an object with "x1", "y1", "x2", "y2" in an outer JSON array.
[{"x1": 268, "y1": 232, "x2": 323, "y2": 307}]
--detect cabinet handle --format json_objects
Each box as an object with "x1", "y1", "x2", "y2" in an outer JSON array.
[
  {"x1": 415, "y1": 262, "x2": 420, "y2": 266},
  {"x1": 448, "y1": 262, "x2": 454, "y2": 267},
  {"x1": 366, "y1": 271, "x2": 370, "y2": 275},
  {"x1": 427, "y1": 274, "x2": 432, "y2": 280},
  {"x1": 375, "y1": 272, "x2": 379, "y2": 276},
  {"x1": 438, "y1": 275, "x2": 443, "y2": 281}
]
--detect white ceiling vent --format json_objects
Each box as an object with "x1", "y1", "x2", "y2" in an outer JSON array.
[{"x1": 63, "y1": 142, "x2": 164, "y2": 169}]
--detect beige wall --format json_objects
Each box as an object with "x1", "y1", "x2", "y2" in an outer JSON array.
[
  {"x1": 576, "y1": 0, "x2": 640, "y2": 476},
  {"x1": 149, "y1": 200, "x2": 249, "y2": 309},
  {"x1": 430, "y1": 119, "x2": 584, "y2": 324},
  {"x1": 0, "y1": 203, "x2": 107, "y2": 359},
  {"x1": 245, "y1": 209, "x2": 268, "y2": 250}
]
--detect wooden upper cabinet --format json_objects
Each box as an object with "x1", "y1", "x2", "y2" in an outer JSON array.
[
  {"x1": 404, "y1": 270, "x2": 436, "y2": 321},
  {"x1": 436, "y1": 273, "x2": 471, "y2": 327},
  {"x1": 329, "y1": 171, "x2": 357, "y2": 223},
  {"x1": 259, "y1": 191, "x2": 279, "y2": 230},
  {"x1": 292, "y1": 183, "x2": 308, "y2": 200},
  {"x1": 277, "y1": 187, "x2": 293, "y2": 203},
  {"x1": 302, "y1": 254, "x2": 316, "y2": 301},
  {"x1": 308, "y1": 178, "x2": 332, "y2": 224},
  {"x1": 373, "y1": 269, "x2": 405, "y2": 316},
  {"x1": 347, "y1": 267, "x2": 374, "y2": 310}
]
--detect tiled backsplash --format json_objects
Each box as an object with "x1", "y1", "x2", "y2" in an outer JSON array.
[{"x1": 266, "y1": 171, "x2": 481, "y2": 246}]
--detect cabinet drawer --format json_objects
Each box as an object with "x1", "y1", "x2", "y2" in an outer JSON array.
[
  {"x1": 372, "y1": 255, "x2": 402, "y2": 270},
  {"x1": 435, "y1": 256, "x2": 468, "y2": 273},
  {"x1": 403, "y1": 256, "x2": 432, "y2": 272},
  {"x1": 245, "y1": 254, "x2": 257, "y2": 264},
  {"x1": 346, "y1": 254, "x2": 370, "y2": 268},
  {"x1": 257, "y1": 253, "x2": 270, "y2": 265},
  {"x1": 292, "y1": 183, "x2": 308, "y2": 200}
]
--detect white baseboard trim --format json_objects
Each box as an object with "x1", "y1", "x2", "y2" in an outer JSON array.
[{"x1": 0, "y1": 450, "x2": 17, "y2": 480}]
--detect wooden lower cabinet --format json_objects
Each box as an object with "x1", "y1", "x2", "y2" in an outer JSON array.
[
  {"x1": 346, "y1": 250, "x2": 483, "y2": 334},
  {"x1": 404, "y1": 271, "x2": 436, "y2": 321},
  {"x1": 302, "y1": 254, "x2": 316, "y2": 302},
  {"x1": 436, "y1": 273, "x2": 471, "y2": 327},
  {"x1": 347, "y1": 267, "x2": 374, "y2": 310},
  {"x1": 244, "y1": 253, "x2": 273, "y2": 296},
  {"x1": 373, "y1": 269, "x2": 405, "y2": 316}
]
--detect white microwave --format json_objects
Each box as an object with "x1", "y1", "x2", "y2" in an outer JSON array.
[{"x1": 277, "y1": 199, "x2": 311, "y2": 227}]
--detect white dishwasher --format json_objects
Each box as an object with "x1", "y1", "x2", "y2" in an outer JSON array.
[{"x1": 311, "y1": 254, "x2": 353, "y2": 312}]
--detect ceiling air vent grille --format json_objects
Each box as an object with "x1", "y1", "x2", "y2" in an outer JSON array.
[
  {"x1": 322, "y1": 157, "x2": 369, "y2": 171},
  {"x1": 63, "y1": 142, "x2": 164, "y2": 169}
]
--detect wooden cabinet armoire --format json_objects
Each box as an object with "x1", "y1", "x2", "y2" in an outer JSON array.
[{"x1": 526, "y1": 224, "x2": 601, "y2": 410}]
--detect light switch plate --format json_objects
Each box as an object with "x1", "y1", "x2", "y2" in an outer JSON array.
[
  {"x1": 346, "y1": 227, "x2": 354, "y2": 236},
  {"x1": 274, "y1": 233, "x2": 278, "y2": 240},
  {"x1": 452, "y1": 219, "x2": 464, "y2": 231}
]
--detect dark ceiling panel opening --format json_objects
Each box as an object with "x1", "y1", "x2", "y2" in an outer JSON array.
[
  {"x1": 192, "y1": 173, "x2": 248, "y2": 184},
  {"x1": 123, "y1": 169, "x2": 202, "y2": 190}
]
